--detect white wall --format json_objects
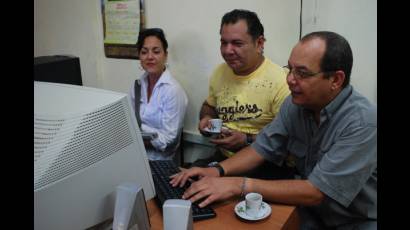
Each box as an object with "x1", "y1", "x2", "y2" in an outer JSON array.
[
  {"x1": 34, "y1": 0, "x2": 105, "y2": 87},
  {"x1": 302, "y1": 0, "x2": 377, "y2": 104}
]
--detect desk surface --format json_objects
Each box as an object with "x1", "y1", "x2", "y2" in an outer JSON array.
[{"x1": 146, "y1": 198, "x2": 299, "y2": 230}]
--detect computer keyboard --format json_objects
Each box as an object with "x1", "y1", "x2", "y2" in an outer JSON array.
[{"x1": 149, "y1": 160, "x2": 216, "y2": 221}]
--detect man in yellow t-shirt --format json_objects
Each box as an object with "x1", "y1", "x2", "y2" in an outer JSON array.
[
  {"x1": 192, "y1": 9, "x2": 294, "y2": 179},
  {"x1": 207, "y1": 58, "x2": 289, "y2": 158}
]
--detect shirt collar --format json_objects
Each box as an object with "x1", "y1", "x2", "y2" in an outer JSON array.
[
  {"x1": 141, "y1": 68, "x2": 173, "y2": 86},
  {"x1": 321, "y1": 85, "x2": 353, "y2": 119},
  {"x1": 302, "y1": 85, "x2": 353, "y2": 120}
]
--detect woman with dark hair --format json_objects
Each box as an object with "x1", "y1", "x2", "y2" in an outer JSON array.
[{"x1": 130, "y1": 28, "x2": 188, "y2": 161}]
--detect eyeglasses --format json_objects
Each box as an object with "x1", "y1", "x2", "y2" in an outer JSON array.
[{"x1": 283, "y1": 65, "x2": 334, "y2": 80}]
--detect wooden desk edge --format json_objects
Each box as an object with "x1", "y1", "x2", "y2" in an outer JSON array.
[{"x1": 146, "y1": 198, "x2": 299, "y2": 230}]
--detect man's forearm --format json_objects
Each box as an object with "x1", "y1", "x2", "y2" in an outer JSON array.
[
  {"x1": 220, "y1": 146, "x2": 265, "y2": 176},
  {"x1": 219, "y1": 147, "x2": 325, "y2": 206},
  {"x1": 199, "y1": 100, "x2": 218, "y2": 120},
  {"x1": 248, "y1": 178, "x2": 325, "y2": 206}
]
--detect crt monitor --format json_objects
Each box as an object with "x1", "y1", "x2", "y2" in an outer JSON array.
[{"x1": 34, "y1": 81, "x2": 156, "y2": 230}]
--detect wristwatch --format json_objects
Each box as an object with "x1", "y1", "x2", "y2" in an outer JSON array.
[
  {"x1": 246, "y1": 133, "x2": 253, "y2": 145},
  {"x1": 208, "y1": 162, "x2": 225, "y2": 177}
]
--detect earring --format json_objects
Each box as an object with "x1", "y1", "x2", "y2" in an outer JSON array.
[{"x1": 139, "y1": 65, "x2": 144, "y2": 71}]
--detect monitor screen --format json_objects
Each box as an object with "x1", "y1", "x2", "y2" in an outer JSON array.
[{"x1": 34, "y1": 81, "x2": 155, "y2": 230}]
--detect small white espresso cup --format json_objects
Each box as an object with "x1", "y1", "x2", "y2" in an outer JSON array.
[
  {"x1": 245, "y1": 192, "x2": 263, "y2": 218},
  {"x1": 209, "y1": 119, "x2": 223, "y2": 133}
]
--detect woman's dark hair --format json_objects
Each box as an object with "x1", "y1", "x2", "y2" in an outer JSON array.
[
  {"x1": 220, "y1": 9, "x2": 264, "y2": 41},
  {"x1": 301, "y1": 31, "x2": 353, "y2": 87},
  {"x1": 136, "y1": 28, "x2": 168, "y2": 53}
]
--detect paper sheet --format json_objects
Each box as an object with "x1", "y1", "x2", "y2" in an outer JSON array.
[{"x1": 104, "y1": 0, "x2": 140, "y2": 44}]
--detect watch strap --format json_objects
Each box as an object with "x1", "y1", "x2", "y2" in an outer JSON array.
[{"x1": 211, "y1": 163, "x2": 225, "y2": 177}]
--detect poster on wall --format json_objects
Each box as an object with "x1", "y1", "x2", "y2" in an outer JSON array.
[
  {"x1": 101, "y1": 0, "x2": 146, "y2": 59},
  {"x1": 104, "y1": 0, "x2": 140, "y2": 44}
]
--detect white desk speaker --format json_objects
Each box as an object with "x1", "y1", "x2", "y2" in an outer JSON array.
[
  {"x1": 163, "y1": 199, "x2": 193, "y2": 230},
  {"x1": 112, "y1": 183, "x2": 150, "y2": 230}
]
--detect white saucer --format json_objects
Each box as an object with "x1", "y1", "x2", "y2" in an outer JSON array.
[
  {"x1": 234, "y1": 200, "x2": 271, "y2": 221},
  {"x1": 203, "y1": 127, "x2": 220, "y2": 133}
]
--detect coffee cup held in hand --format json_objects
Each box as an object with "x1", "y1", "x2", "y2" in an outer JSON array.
[
  {"x1": 245, "y1": 192, "x2": 263, "y2": 218},
  {"x1": 208, "y1": 119, "x2": 223, "y2": 133}
]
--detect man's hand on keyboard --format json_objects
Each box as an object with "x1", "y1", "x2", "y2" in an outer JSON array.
[
  {"x1": 182, "y1": 177, "x2": 243, "y2": 208},
  {"x1": 169, "y1": 167, "x2": 220, "y2": 188}
]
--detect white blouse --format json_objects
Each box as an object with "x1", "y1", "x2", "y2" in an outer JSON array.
[{"x1": 130, "y1": 69, "x2": 188, "y2": 160}]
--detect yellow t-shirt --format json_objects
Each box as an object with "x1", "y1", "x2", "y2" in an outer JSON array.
[{"x1": 206, "y1": 58, "x2": 290, "y2": 157}]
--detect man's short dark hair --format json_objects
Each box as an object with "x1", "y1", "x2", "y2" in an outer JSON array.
[
  {"x1": 301, "y1": 31, "x2": 353, "y2": 87},
  {"x1": 220, "y1": 9, "x2": 264, "y2": 41},
  {"x1": 136, "y1": 28, "x2": 168, "y2": 53}
]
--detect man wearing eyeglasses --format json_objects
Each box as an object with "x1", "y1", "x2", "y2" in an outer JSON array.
[{"x1": 172, "y1": 31, "x2": 377, "y2": 229}]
